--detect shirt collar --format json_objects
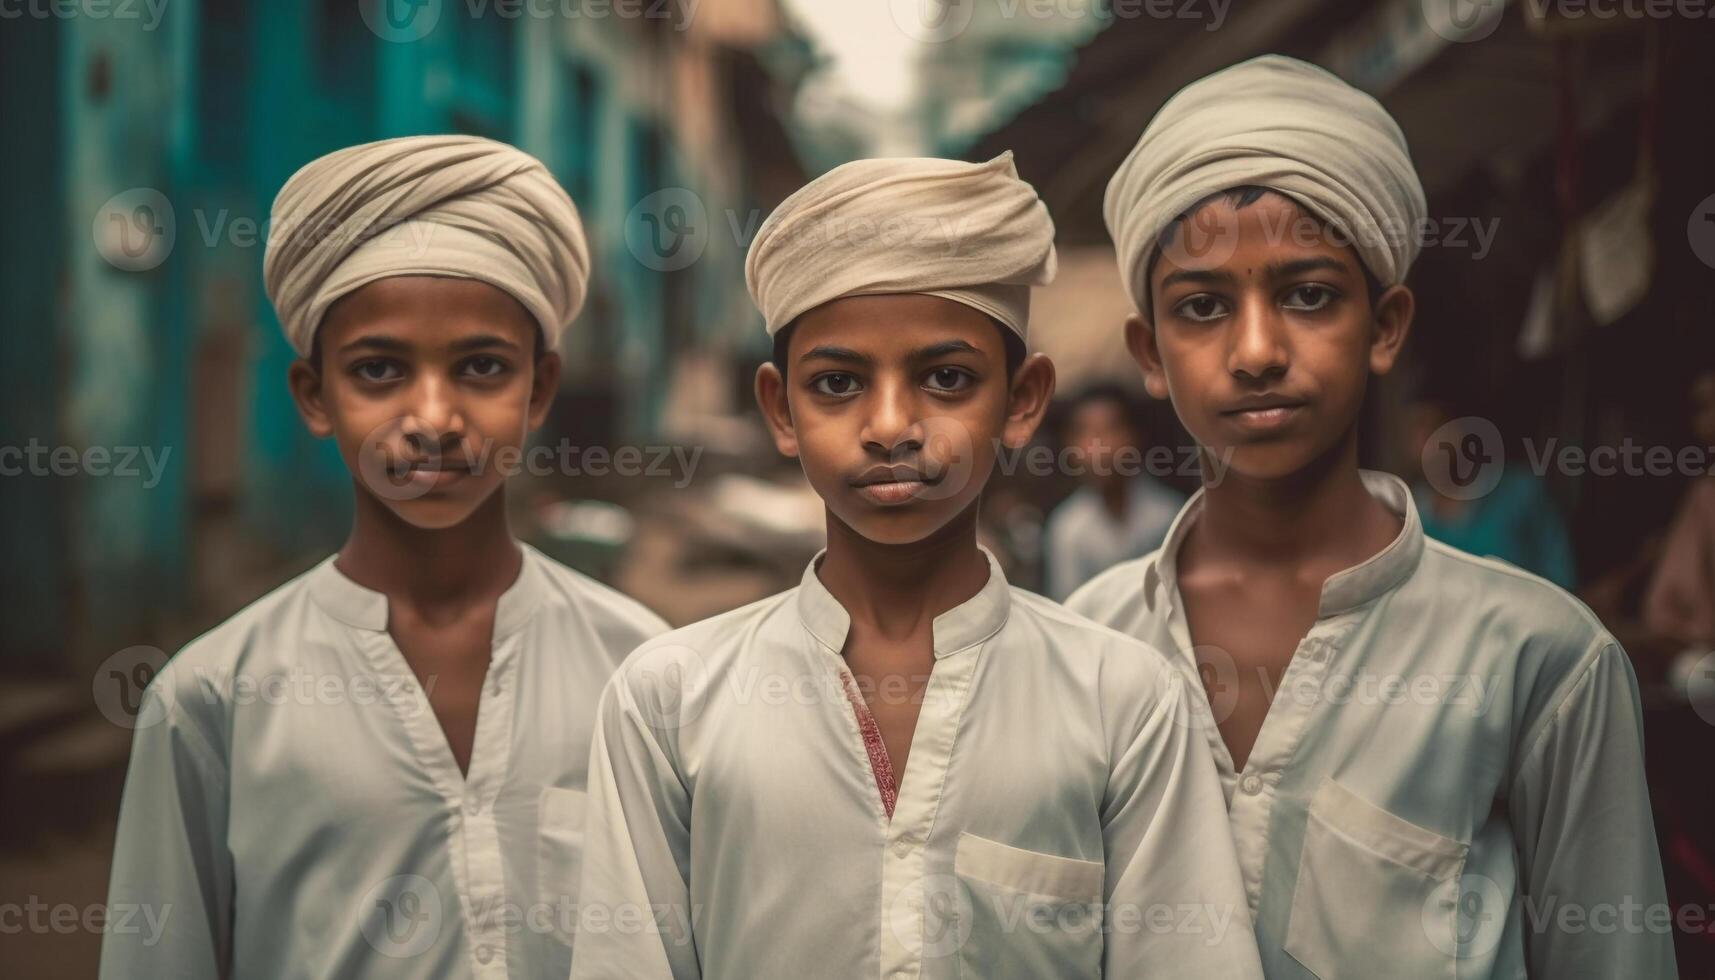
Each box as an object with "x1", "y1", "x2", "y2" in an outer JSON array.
[
  {"x1": 796, "y1": 546, "x2": 1013, "y2": 658},
  {"x1": 306, "y1": 543, "x2": 548, "y2": 639},
  {"x1": 1144, "y1": 469, "x2": 1424, "y2": 619}
]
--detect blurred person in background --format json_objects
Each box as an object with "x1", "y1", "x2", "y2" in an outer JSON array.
[
  {"x1": 1042, "y1": 383, "x2": 1185, "y2": 599},
  {"x1": 1406, "y1": 395, "x2": 1577, "y2": 589},
  {"x1": 1643, "y1": 367, "x2": 1715, "y2": 650}
]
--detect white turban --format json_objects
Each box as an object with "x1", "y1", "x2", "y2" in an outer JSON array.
[
  {"x1": 1103, "y1": 54, "x2": 1427, "y2": 314},
  {"x1": 263, "y1": 135, "x2": 590, "y2": 356},
  {"x1": 745, "y1": 153, "x2": 1056, "y2": 339}
]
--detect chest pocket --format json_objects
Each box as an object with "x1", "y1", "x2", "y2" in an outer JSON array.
[
  {"x1": 537, "y1": 786, "x2": 588, "y2": 947},
  {"x1": 1284, "y1": 779, "x2": 1468, "y2": 980},
  {"x1": 953, "y1": 832, "x2": 1104, "y2": 980}
]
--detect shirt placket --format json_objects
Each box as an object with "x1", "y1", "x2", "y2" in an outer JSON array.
[
  {"x1": 455, "y1": 632, "x2": 519, "y2": 979},
  {"x1": 1232, "y1": 619, "x2": 1356, "y2": 911},
  {"x1": 366, "y1": 626, "x2": 519, "y2": 979},
  {"x1": 823, "y1": 640, "x2": 981, "y2": 980},
  {"x1": 1166, "y1": 595, "x2": 1358, "y2": 912}
]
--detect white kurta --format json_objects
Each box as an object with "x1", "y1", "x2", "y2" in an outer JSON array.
[
  {"x1": 100, "y1": 544, "x2": 667, "y2": 980},
  {"x1": 570, "y1": 549, "x2": 1264, "y2": 980},
  {"x1": 1044, "y1": 477, "x2": 1185, "y2": 601},
  {"x1": 1068, "y1": 471, "x2": 1677, "y2": 979}
]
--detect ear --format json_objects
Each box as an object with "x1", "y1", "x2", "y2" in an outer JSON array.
[
  {"x1": 527, "y1": 350, "x2": 563, "y2": 431},
  {"x1": 287, "y1": 357, "x2": 334, "y2": 438},
  {"x1": 1000, "y1": 352, "x2": 1056, "y2": 450},
  {"x1": 1368, "y1": 284, "x2": 1415, "y2": 376},
  {"x1": 1123, "y1": 314, "x2": 1170, "y2": 400},
  {"x1": 753, "y1": 362, "x2": 798, "y2": 458}
]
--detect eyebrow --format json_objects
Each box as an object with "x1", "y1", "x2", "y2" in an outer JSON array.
[
  {"x1": 799, "y1": 345, "x2": 872, "y2": 365},
  {"x1": 1158, "y1": 268, "x2": 1232, "y2": 291},
  {"x1": 336, "y1": 333, "x2": 522, "y2": 355},
  {"x1": 1264, "y1": 257, "x2": 1350, "y2": 279},
  {"x1": 1158, "y1": 256, "x2": 1353, "y2": 291},
  {"x1": 908, "y1": 340, "x2": 982, "y2": 361},
  {"x1": 338, "y1": 335, "x2": 411, "y2": 355},
  {"x1": 447, "y1": 333, "x2": 522, "y2": 353},
  {"x1": 798, "y1": 338, "x2": 985, "y2": 366}
]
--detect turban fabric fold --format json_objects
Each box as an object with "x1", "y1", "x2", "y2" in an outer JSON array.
[
  {"x1": 745, "y1": 152, "x2": 1057, "y2": 340},
  {"x1": 263, "y1": 135, "x2": 590, "y2": 355},
  {"x1": 1103, "y1": 55, "x2": 1427, "y2": 314}
]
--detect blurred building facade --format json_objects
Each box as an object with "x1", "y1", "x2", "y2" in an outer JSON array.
[
  {"x1": 0, "y1": 0, "x2": 810, "y2": 673},
  {"x1": 963, "y1": 0, "x2": 1715, "y2": 588}
]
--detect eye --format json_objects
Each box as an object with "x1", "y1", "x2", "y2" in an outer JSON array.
[
  {"x1": 924, "y1": 367, "x2": 974, "y2": 393},
  {"x1": 1173, "y1": 294, "x2": 1227, "y2": 323},
  {"x1": 462, "y1": 355, "x2": 507, "y2": 379},
  {"x1": 810, "y1": 372, "x2": 861, "y2": 397},
  {"x1": 1283, "y1": 284, "x2": 1337, "y2": 312},
  {"x1": 351, "y1": 359, "x2": 402, "y2": 383}
]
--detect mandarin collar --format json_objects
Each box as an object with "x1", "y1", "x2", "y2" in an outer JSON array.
[
  {"x1": 306, "y1": 543, "x2": 548, "y2": 640},
  {"x1": 796, "y1": 546, "x2": 1012, "y2": 658},
  {"x1": 1143, "y1": 469, "x2": 1424, "y2": 619}
]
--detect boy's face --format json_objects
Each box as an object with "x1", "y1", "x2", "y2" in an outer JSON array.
[
  {"x1": 1067, "y1": 397, "x2": 1139, "y2": 488},
  {"x1": 289, "y1": 276, "x2": 560, "y2": 530},
  {"x1": 755, "y1": 294, "x2": 1054, "y2": 546},
  {"x1": 1125, "y1": 191, "x2": 1413, "y2": 482}
]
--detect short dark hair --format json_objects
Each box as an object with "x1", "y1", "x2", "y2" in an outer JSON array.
[
  {"x1": 1059, "y1": 383, "x2": 1147, "y2": 443},
  {"x1": 1146, "y1": 185, "x2": 1385, "y2": 313},
  {"x1": 770, "y1": 316, "x2": 1027, "y2": 381}
]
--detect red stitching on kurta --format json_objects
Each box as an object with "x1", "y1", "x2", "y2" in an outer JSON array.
[{"x1": 838, "y1": 670, "x2": 897, "y2": 819}]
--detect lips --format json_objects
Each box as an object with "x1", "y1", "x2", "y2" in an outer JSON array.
[
  {"x1": 853, "y1": 465, "x2": 931, "y2": 487},
  {"x1": 386, "y1": 455, "x2": 474, "y2": 488},
  {"x1": 1220, "y1": 396, "x2": 1308, "y2": 434},
  {"x1": 851, "y1": 464, "x2": 941, "y2": 506}
]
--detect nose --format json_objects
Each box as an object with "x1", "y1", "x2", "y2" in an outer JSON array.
[
  {"x1": 859, "y1": 376, "x2": 924, "y2": 458},
  {"x1": 1227, "y1": 293, "x2": 1289, "y2": 383},
  {"x1": 399, "y1": 377, "x2": 466, "y2": 458}
]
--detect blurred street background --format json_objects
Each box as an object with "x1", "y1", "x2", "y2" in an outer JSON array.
[{"x1": 3, "y1": 0, "x2": 1715, "y2": 974}]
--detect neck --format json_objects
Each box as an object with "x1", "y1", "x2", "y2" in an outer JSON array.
[
  {"x1": 1192, "y1": 429, "x2": 1395, "y2": 569},
  {"x1": 1095, "y1": 477, "x2": 1129, "y2": 519},
  {"x1": 335, "y1": 484, "x2": 523, "y2": 612},
  {"x1": 816, "y1": 500, "x2": 991, "y2": 644}
]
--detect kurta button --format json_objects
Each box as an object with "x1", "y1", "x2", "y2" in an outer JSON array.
[
  {"x1": 475, "y1": 944, "x2": 494, "y2": 964},
  {"x1": 892, "y1": 836, "x2": 913, "y2": 856},
  {"x1": 1240, "y1": 773, "x2": 1262, "y2": 795},
  {"x1": 466, "y1": 797, "x2": 482, "y2": 815}
]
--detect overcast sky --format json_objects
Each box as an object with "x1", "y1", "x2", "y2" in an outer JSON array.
[{"x1": 783, "y1": 0, "x2": 923, "y2": 111}]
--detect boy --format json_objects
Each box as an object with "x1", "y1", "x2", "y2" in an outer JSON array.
[
  {"x1": 1043, "y1": 384, "x2": 1185, "y2": 600},
  {"x1": 1071, "y1": 56, "x2": 1675, "y2": 978},
  {"x1": 569, "y1": 154, "x2": 1263, "y2": 979},
  {"x1": 100, "y1": 135, "x2": 667, "y2": 980}
]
